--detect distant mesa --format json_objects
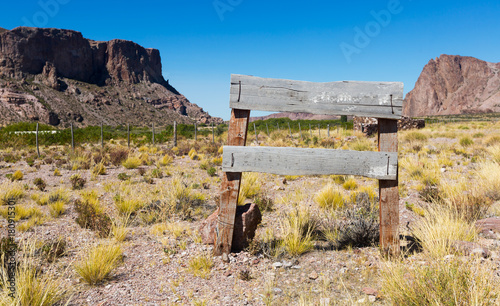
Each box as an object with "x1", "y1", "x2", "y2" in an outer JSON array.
[
  {"x1": 0, "y1": 27, "x2": 222, "y2": 127},
  {"x1": 404, "y1": 54, "x2": 500, "y2": 117}
]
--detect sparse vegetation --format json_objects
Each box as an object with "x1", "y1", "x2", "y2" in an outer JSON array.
[{"x1": 74, "y1": 243, "x2": 123, "y2": 285}]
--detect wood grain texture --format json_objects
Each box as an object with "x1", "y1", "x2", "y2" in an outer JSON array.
[
  {"x1": 230, "y1": 74, "x2": 404, "y2": 119},
  {"x1": 214, "y1": 109, "x2": 250, "y2": 256},
  {"x1": 378, "y1": 119, "x2": 399, "y2": 255},
  {"x1": 222, "y1": 146, "x2": 398, "y2": 180}
]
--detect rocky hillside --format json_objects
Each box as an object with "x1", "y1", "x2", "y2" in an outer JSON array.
[
  {"x1": 404, "y1": 54, "x2": 500, "y2": 117},
  {"x1": 0, "y1": 27, "x2": 222, "y2": 127}
]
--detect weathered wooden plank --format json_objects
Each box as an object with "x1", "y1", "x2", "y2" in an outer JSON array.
[
  {"x1": 214, "y1": 109, "x2": 250, "y2": 257},
  {"x1": 230, "y1": 74, "x2": 404, "y2": 119},
  {"x1": 378, "y1": 119, "x2": 399, "y2": 255},
  {"x1": 222, "y1": 146, "x2": 398, "y2": 180}
]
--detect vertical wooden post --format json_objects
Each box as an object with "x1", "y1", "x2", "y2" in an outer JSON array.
[
  {"x1": 36, "y1": 123, "x2": 40, "y2": 158},
  {"x1": 71, "y1": 123, "x2": 74, "y2": 151},
  {"x1": 287, "y1": 122, "x2": 292, "y2": 139},
  {"x1": 266, "y1": 123, "x2": 269, "y2": 136},
  {"x1": 127, "y1": 124, "x2": 130, "y2": 148},
  {"x1": 215, "y1": 109, "x2": 251, "y2": 258},
  {"x1": 100, "y1": 122, "x2": 104, "y2": 149},
  {"x1": 194, "y1": 122, "x2": 197, "y2": 141},
  {"x1": 298, "y1": 122, "x2": 302, "y2": 140},
  {"x1": 309, "y1": 124, "x2": 312, "y2": 137},
  {"x1": 327, "y1": 124, "x2": 330, "y2": 138},
  {"x1": 173, "y1": 121, "x2": 177, "y2": 147},
  {"x1": 378, "y1": 119, "x2": 399, "y2": 255},
  {"x1": 318, "y1": 124, "x2": 321, "y2": 138},
  {"x1": 254, "y1": 123, "x2": 258, "y2": 144},
  {"x1": 152, "y1": 123, "x2": 155, "y2": 145}
]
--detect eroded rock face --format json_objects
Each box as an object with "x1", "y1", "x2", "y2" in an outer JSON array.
[
  {"x1": 199, "y1": 203, "x2": 262, "y2": 252},
  {"x1": 0, "y1": 27, "x2": 223, "y2": 126},
  {"x1": 404, "y1": 54, "x2": 500, "y2": 117},
  {"x1": 0, "y1": 27, "x2": 164, "y2": 86}
]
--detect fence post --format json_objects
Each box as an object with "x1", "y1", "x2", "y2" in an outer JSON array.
[
  {"x1": 254, "y1": 123, "x2": 259, "y2": 144},
  {"x1": 288, "y1": 122, "x2": 292, "y2": 139},
  {"x1": 70, "y1": 123, "x2": 75, "y2": 151},
  {"x1": 36, "y1": 123, "x2": 40, "y2": 158},
  {"x1": 266, "y1": 123, "x2": 269, "y2": 136},
  {"x1": 327, "y1": 124, "x2": 330, "y2": 138},
  {"x1": 298, "y1": 122, "x2": 302, "y2": 140},
  {"x1": 127, "y1": 124, "x2": 130, "y2": 148},
  {"x1": 100, "y1": 122, "x2": 104, "y2": 149},
  {"x1": 194, "y1": 122, "x2": 197, "y2": 141},
  {"x1": 378, "y1": 119, "x2": 399, "y2": 255},
  {"x1": 309, "y1": 124, "x2": 312, "y2": 137},
  {"x1": 173, "y1": 121, "x2": 177, "y2": 147},
  {"x1": 152, "y1": 123, "x2": 155, "y2": 145},
  {"x1": 318, "y1": 124, "x2": 321, "y2": 138},
  {"x1": 215, "y1": 109, "x2": 251, "y2": 258}
]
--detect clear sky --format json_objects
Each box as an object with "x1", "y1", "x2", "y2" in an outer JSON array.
[{"x1": 1, "y1": 0, "x2": 499, "y2": 120}]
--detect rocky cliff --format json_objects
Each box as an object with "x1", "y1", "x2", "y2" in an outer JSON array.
[
  {"x1": 0, "y1": 27, "x2": 222, "y2": 127},
  {"x1": 404, "y1": 54, "x2": 500, "y2": 117}
]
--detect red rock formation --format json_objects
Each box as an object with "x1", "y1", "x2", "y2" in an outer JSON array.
[
  {"x1": 404, "y1": 54, "x2": 500, "y2": 117},
  {"x1": 0, "y1": 27, "x2": 223, "y2": 126}
]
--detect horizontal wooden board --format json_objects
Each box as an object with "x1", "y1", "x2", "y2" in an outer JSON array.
[
  {"x1": 230, "y1": 74, "x2": 404, "y2": 119},
  {"x1": 222, "y1": 146, "x2": 398, "y2": 180}
]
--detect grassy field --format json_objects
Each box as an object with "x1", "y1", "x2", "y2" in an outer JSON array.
[{"x1": 0, "y1": 116, "x2": 499, "y2": 305}]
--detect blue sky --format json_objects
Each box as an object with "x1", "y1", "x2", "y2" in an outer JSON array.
[{"x1": 1, "y1": 0, "x2": 499, "y2": 120}]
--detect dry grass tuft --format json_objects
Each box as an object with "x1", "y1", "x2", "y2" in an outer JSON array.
[
  {"x1": 74, "y1": 243, "x2": 123, "y2": 285},
  {"x1": 314, "y1": 184, "x2": 345, "y2": 210}
]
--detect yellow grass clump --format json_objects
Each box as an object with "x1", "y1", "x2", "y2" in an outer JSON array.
[
  {"x1": 314, "y1": 184, "x2": 345, "y2": 210},
  {"x1": 74, "y1": 243, "x2": 123, "y2": 285}
]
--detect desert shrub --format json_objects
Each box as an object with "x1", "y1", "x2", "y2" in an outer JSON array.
[
  {"x1": 314, "y1": 185, "x2": 345, "y2": 210},
  {"x1": 187, "y1": 252, "x2": 213, "y2": 279},
  {"x1": 158, "y1": 154, "x2": 173, "y2": 166},
  {"x1": 412, "y1": 204, "x2": 477, "y2": 258},
  {"x1": 117, "y1": 172, "x2": 130, "y2": 181},
  {"x1": 0, "y1": 182, "x2": 24, "y2": 205},
  {"x1": 206, "y1": 167, "x2": 217, "y2": 177},
  {"x1": 40, "y1": 238, "x2": 67, "y2": 262},
  {"x1": 113, "y1": 194, "x2": 143, "y2": 216},
  {"x1": 335, "y1": 201, "x2": 379, "y2": 249},
  {"x1": 404, "y1": 131, "x2": 428, "y2": 142},
  {"x1": 92, "y1": 162, "x2": 106, "y2": 175},
  {"x1": 188, "y1": 148, "x2": 199, "y2": 160},
  {"x1": 238, "y1": 173, "x2": 261, "y2": 205},
  {"x1": 459, "y1": 136, "x2": 474, "y2": 147},
  {"x1": 254, "y1": 195, "x2": 274, "y2": 212},
  {"x1": 33, "y1": 177, "x2": 46, "y2": 191},
  {"x1": 74, "y1": 243, "x2": 122, "y2": 285},
  {"x1": 137, "y1": 167, "x2": 147, "y2": 176},
  {"x1": 278, "y1": 207, "x2": 316, "y2": 257},
  {"x1": 74, "y1": 199, "x2": 112, "y2": 237},
  {"x1": 342, "y1": 177, "x2": 358, "y2": 190},
  {"x1": 11, "y1": 170, "x2": 23, "y2": 181},
  {"x1": 381, "y1": 257, "x2": 500, "y2": 305},
  {"x1": 122, "y1": 156, "x2": 142, "y2": 169},
  {"x1": 165, "y1": 177, "x2": 206, "y2": 219},
  {"x1": 70, "y1": 173, "x2": 86, "y2": 190},
  {"x1": 349, "y1": 137, "x2": 374, "y2": 151},
  {"x1": 150, "y1": 168, "x2": 163, "y2": 179},
  {"x1": 109, "y1": 147, "x2": 129, "y2": 166},
  {"x1": 331, "y1": 175, "x2": 347, "y2": 185},
  {"x1": 0, "y1": 239, "x2": 70, "y2": 305},
  {"x1": 49, "y1": 200, "x2": 66, "y2": 217}
]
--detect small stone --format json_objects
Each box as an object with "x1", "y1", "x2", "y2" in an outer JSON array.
[
  {"x1": 105, "y1": 284, "x2": 112, "y2": 289},
  {"x1": 291, "y1": 265, "x2": 301, "y2": 269},
  {"x1": 308, "y1": 271, "x2": 318, "y2": 280},
  {"x1": 444, "y1": 255, "x2": 455, "y2": 260},
  {"x1": 222, "y1": 253, "x2": 229, "y2": 263},
  {"x1": 273, "y1": 287, "x2": 283, "y2": 294},
  {"x1": 283, "y1": 261, "x2": 293, "y2": 268},
  {"x1": 368, "y1": 295, "x2": 377, "y2": 303},
  {"x1": 224, "y1": 270, "x2": 232, "y2": 277},
  {"x1": 252, "y1": 258, "x2": 260, "y2": 265},
  {"x1": 362, "y1": 287, "x2": 378, "y2": 296},
  {"x1": 272, "y1": 262, "x2": 283, "y2": 269},
  {"x1": 320, "y1": 298, "x2": 331, "y2": 305}
]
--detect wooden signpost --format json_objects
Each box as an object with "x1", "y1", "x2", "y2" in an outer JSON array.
[{"x1": 214, "y1": 74, "x2": 404, "y2": 257}]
